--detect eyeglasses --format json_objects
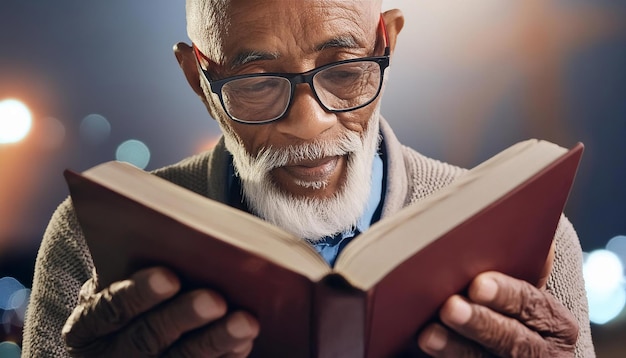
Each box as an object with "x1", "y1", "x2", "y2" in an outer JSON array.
[{"x1": 193, "y1": 15, "x2": 391, "y2": 124}]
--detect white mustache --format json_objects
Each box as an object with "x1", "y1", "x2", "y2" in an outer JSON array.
[{"x1": 254, "y1": 130, "x2": 363, "y2": 171}]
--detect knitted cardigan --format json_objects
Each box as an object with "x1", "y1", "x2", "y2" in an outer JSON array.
[{"x1": 22, "y1": 119, "x2": 594, "y2": 357}]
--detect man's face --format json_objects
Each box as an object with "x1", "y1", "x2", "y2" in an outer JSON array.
[
  {"x1": 196, "y1": 0, "x2": 384, "y2": 199},
  {"x1": 181, "y1": 0, "x2": 403, "y2": 239}
]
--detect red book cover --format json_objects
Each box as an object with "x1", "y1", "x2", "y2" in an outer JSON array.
[{"x1": 66, "y1": 140, "x2": 583, "y2": 357}]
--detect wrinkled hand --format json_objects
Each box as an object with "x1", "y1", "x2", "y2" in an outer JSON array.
[
  {"x1": 417, "y1": 271, "x2": 578, "y2": 357},
  {"x1": 62, "y1": 267, "x2": 259, "y2": 357}
]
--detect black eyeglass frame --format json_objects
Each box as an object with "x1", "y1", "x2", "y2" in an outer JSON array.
[{"x1": 197, "y1": 54, "x2": 390, "y2": 124}]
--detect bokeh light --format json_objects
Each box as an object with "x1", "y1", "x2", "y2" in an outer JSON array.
[
  {"x1": 197, "y1": 136, "x2": 221, "y2": 153},
  {"x1": 588, "y1": 285, "x2": 626, "y2": 325},
  {"x1": 115, "y1": 139, "x2": 151, "y2": 169},
  {"x1": 38, "y1": 117, "x2": 66, "y2": 149},
  {"x1": 607, "y1": 236, "x2": 626, "y2": 274},
  {"x1": 0, "y1": 341, "x2": 21, "y2": 358},
  {"x1": 8, "y1": 288, "x2": 30, "y2": 324},
  {"x1": 0, "y1": 276, "x2": 30, "y2": 346},
  {"x1": 80, "y1": 113, "x2": 111, "y2": 145},
  {"x1": 0, "y1": 99, "x2": 32, "y2": 144},
  {"x1": 0, "y1": 278, "x2": 24, "y2": 311},
  {"x1": 583, "y1": 249, "x2": 626, "y2": 325},
  {"x1": 584, "y1": 249, "x2": 624, "y2": 294}
]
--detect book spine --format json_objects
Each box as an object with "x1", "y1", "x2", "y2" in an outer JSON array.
[{"x1": 312, "y1": 274, "x2": 366, "y2": 358}]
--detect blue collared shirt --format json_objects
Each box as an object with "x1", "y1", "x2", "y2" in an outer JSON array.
[{"x1": 227, "y1": 151, "x2": 384, "y2": 267}]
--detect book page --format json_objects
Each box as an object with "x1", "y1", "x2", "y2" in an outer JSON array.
[{"x1": 334, "y1": 139, "x2": 568, "y2": 289}]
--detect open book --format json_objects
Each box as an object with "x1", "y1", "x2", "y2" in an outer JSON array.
[{"x1": 65, "y1": 139, "x2": 583, "y2": 357}]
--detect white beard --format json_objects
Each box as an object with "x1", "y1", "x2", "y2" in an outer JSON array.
[{"x1": 222, "y1": 110, "x2": 381, "y2": 241}]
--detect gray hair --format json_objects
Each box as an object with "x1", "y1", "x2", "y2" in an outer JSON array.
[{"x1": 186, "y1": 0, "x2": 230, "y2": 62}]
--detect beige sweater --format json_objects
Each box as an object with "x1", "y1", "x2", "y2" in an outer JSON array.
[{"x1": 22, "y1": 119, "x2": 594, "y2": 357}]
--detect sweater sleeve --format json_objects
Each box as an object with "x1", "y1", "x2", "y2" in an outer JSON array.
[
  {"x1": 546, "y1": 215, "x2": 595, "y2": 357},
  {"x1": 21, "y1": 198, "x2": 94, "y2": 357},
  {"x1": 21, "y1": 151, "x2": 214, "y2": 357}
]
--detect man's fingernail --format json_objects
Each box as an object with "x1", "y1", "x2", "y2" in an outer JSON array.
[
  {"x1": 421, "y1": 325, "x2": 447, "y2": 352},
  {"x1": 475, "y1": 276, "x2": 498, "y2": 302},
  {"x1": 227, "y1": 312, "x2": 255, "y2": 338},
  {"x1": 447, "y1": 296, "x2": 472, "y2": 325},
  {"x1": 193, "y1": 292, "x2": 223, "y2": 319},
  {"x1": 148, "y1": 272, "x2": 177, "y2": 295}
]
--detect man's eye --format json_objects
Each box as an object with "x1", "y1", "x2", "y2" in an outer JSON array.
[
  {"x1": 232, "y1": 78, "x2": 282, "y2": 94},
  {"x1": 321, "y1": 69, "x2": 362, "y2": 83}
]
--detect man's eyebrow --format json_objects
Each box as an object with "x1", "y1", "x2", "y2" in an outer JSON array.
[
  {"x1": 230, "y1": 50, "x2": 280, "y2": 69},
  {"x1": 228, "y1": 35, "x2": 360, "y2": 69},
  {"x1": 314, "y1": 35, "x2": 360, "y2": 52}
]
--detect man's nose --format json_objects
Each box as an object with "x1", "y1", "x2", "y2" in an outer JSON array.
[{"x1": 274, "y1": 85, "x2": 336, "y2": 140}]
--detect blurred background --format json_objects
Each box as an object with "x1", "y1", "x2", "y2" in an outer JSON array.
[{"x1": 0, "y1": 0, "x2": 624, "y2": 356}]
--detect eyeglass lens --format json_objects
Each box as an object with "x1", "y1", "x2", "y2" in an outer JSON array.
[{"x1": 220, "y1": 60, "x2": 382, "y2": 122}]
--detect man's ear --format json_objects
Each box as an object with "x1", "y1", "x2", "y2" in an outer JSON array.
[
  {"x1": 382, "y1": 9, "x2": 405, "y2": 56},
  {"x1": 174, "y1": 42, "x2": 205, "y2": 99}
]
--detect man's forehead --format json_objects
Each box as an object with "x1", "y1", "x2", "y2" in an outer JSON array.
[{"x1": 187, "y1": 0, "x2": 381, "y2": 62}]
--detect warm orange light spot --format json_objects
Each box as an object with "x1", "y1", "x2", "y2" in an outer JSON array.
[{"x1": 198, "y1": 136, "x2": 221, "y2": 152}]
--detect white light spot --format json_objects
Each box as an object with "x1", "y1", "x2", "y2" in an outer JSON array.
[
  {"x1": 116, "y1": 139, "x2": 151, "y2": 169},
  {"x1": 584, "y1": 249, "x2": 624, "y2": 294},
  {"x1": 583, "y1": 250, "x2": 626, "y2": 325},
  {"x1": 80, "y1": 113, "x2": 111, "y2": 145},
  {"x1": 607, "y1": 235, "x2": 626, "y2": 275},
  {"x1": 587, "y1": 285, "x2": 626, "y2": 325},
  {"x1": 0, "y1": 99, "x2": 32, "y2": 144}
]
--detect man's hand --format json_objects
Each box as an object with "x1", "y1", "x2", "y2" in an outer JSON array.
[
  {"x1": 62, "y1": 267, "x2": 259, "y2": 357},
  {"x1": 417, "y1": 271, "x2": 578, "y2": 357}
]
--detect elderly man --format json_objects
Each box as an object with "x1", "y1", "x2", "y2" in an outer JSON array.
[{"x1": 23, "y1": 0, "x2": 594, "y2": 357}]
